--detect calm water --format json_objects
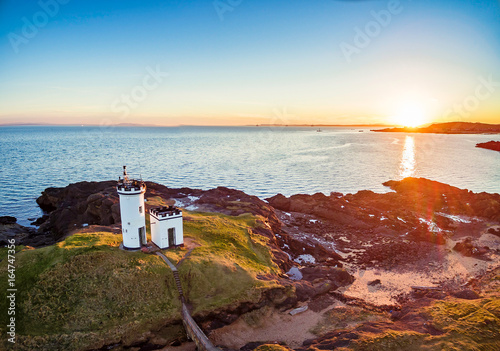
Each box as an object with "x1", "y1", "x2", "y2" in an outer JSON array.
[{"x1": 1, "y1": 126, "x2": 499, "y2": 226}]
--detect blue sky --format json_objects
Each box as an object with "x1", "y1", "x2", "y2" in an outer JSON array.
[{"x1": 0, "y1": 0, "x2": 499, "y2": 126}]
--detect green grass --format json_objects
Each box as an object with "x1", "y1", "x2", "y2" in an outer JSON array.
[
  {"x1": 341, "y1": 296, "x2": 500, "y2": 351},
  {"x1": 0, "y1": 231, "x2": 180, "y2": 350},
  {"x1": 178, "y1": 212, "x2": 281, "y2": 314},
  {"x1": 345, "y1": 331, "x2": 428, "y2": 351},
  {"x1": 0, "y1": 211, "x2": 281, "y2": 350}
]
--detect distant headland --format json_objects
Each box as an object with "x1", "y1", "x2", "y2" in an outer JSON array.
[
  {"x1": 476, "y1": 140, "x2": 500, "y2": 152},
  {"x1": 373, "y1": 122, "x2": 500, "y2": 134}
]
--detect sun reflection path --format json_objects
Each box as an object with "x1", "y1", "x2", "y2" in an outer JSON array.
[{"x1": 400, "y1": 135, "x2": 416, "y2": 178}]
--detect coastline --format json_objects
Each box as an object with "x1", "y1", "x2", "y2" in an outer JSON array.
[{"x1": 1, "y1": 177, "x2": 499, "y2": 350}]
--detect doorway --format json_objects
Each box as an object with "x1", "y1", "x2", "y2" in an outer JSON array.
[
  {"x1": 139, "y1": 226, "x2": 146, "y2": 246},
  {"x1": 168, "y1": 228, "x2": 176, "y2": 247}
]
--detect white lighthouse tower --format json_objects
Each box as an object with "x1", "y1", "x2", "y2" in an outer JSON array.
[{"x1": 117, "y1": 166, "x2": 147, "y2": 249}]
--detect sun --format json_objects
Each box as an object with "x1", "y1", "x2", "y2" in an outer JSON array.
[{"x1": 392, "y1": 102, "x2": 429, "y2": 127}]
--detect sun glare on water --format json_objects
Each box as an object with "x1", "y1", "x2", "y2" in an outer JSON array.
[{"x1": 400, "y1": 135, "x2": 416, "y2": 178}]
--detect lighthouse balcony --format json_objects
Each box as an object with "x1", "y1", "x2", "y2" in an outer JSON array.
[
  {"x1": 117, "y1": 187, "x2": 145, "y2": 195},
  {"x1": 117, "y1": 179, "x2": 146, "y2": 194}
]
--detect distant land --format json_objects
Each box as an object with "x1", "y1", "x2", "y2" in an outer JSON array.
[
  {"x1": 476, "y1": 140, "x2": 500, "y2": 152},
  {"x1": 0, "y1": 122, "x2": 160, "y2": 127},
  {"x1": 256, "y1": 123, "x2": 394, "y2": 127},
  {"x1": 373, "y1": 122, "x2": 500, "y2": 134},
  {"x1": 0, "y1": 122, "x2": 395, "y2": 128}
]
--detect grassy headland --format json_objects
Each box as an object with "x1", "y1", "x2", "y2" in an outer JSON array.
[{"x1": 0, "y1": 210, "x2": 282, "y2": 350}]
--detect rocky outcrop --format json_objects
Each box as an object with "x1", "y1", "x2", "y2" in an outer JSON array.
[
  {"x1": 453, "y1": 238, "x2": 490, "y2": 258},
  {"x1": 270, "y1": 177, "x2": 500, "y2": 228},
  {"x1": 35, "y1": 181, "x2": 119, "y2": 244},
  {"x1": 0, "y1": 216, "x2": 17, "y2": 225},
  {"x1": 0, "y1": 216, "x2": 36, "y2": 246},
  {"x1": 476, "y1": 140, "x2": 500, "y2": 152},
  {"x1": 267, "y1": 178, "x2": 500, "y2": 269}
]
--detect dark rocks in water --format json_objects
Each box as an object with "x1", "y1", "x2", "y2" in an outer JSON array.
[
  {"x1": 0, "y1": 217, "x2": 36, "y2": 246},
  {"x1": 408, "y1": 225, "x2": 447, "y2": 245},
  {"x1": 268, "y1": 177, "x2": 500, "y2": 270},
  {"x1": 0, "y1": 216, "x2": 17, "y2": 225},
  {"x1": 476, "y1": 140, "x2": 500, "y2": 152},
  {"x1": 383, "y1": 178, "x2": 500, "y2": 222},
  {"x1": 452, "y1": 289, "x2": 480, "y2": 300},
  {"x1": 35, "y1": 180, "x2": 119, "y2": 242},
  {"x1": 30, "y1": 214, "x2": 49, "y2": 226}
]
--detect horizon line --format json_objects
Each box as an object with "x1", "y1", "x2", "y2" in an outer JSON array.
[{"x1": 3, "y1": 121, "x2": 500, "y2": 128}]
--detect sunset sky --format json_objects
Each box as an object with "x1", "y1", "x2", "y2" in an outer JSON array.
[{"x1": 0, "y1": 0, "x2": 499, "y2": 126}]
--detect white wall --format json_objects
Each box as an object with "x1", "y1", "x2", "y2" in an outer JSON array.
[
  {"x1": 150, "y1": 212, "x2": 183, "y2": 249},
  {"x1": 118, "y1": 190, "x2": 146, "y2": 249}
]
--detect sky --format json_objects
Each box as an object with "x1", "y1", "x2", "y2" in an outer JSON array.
[{"x1": 0, "y1": 0, "x2": 499, "y2": 126}]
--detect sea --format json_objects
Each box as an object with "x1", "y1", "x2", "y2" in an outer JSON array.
[{"x1": 1, "y1": 125, "x2": 499, "y2": 226}]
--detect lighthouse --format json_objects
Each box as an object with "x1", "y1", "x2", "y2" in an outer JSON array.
[{"x1": 117, "y1": 166, "x2": 147, "y2": 249}]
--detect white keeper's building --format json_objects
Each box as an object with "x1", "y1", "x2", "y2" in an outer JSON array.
[{"x1": 150, "y1": 206, "x2": 184, "y2": 249}]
